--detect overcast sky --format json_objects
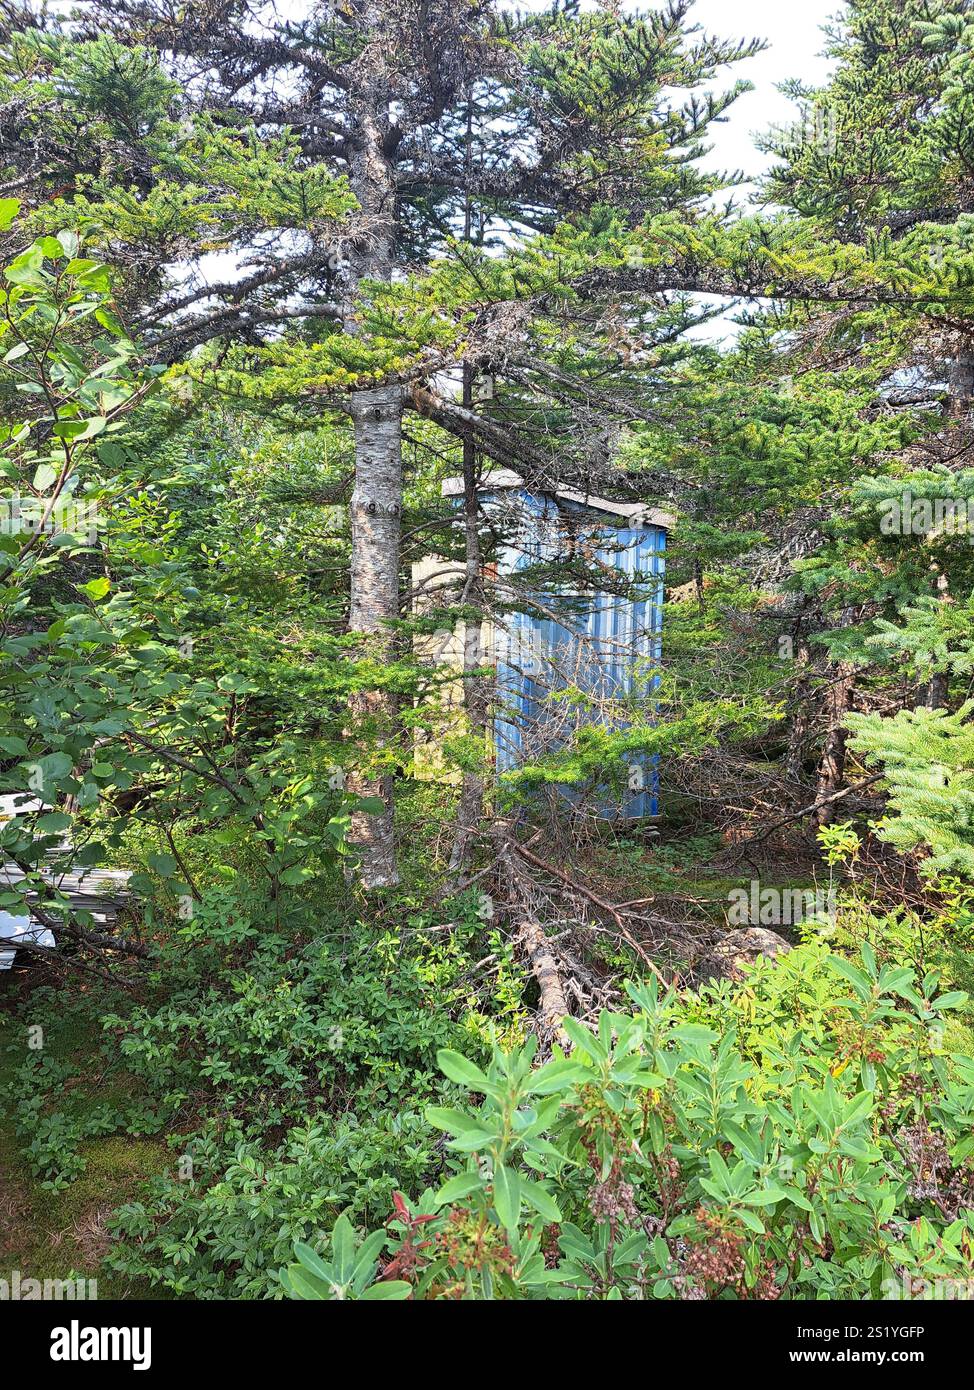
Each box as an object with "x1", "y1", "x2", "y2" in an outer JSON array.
[{"x1": 672, "y1": 0, "x2": 843, "y2": 184}]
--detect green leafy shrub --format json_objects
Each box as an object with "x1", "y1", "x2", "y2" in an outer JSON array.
[
  {"x1": 1, "y1": 884, "x2": 517, "y2": 1294},
  {"x1": 284, "y1": 943, "x2": 974, "y2": 1300},
  {"x1": 285, "y1": 1215, "x2": 410, "y2": 1300},
  {"x1": 107, "y1": 1112, "x2": 438, "y2": 1298}
]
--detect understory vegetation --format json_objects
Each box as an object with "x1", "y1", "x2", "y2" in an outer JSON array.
[{"x1": 2, "y1": 0, "x2": 974, "y2": 1303}]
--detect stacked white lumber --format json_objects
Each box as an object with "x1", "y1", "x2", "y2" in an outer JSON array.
[{"x1": 0, "y1": 795, "x2": 131, "y2": 968}]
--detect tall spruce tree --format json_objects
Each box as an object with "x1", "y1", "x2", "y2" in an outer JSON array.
[
  {"x1": 35, "y1": 0, "x2": 765, "y2": 885},
  {"x1": 753, "y1": 0, "x2": 974, "y2": 845}
]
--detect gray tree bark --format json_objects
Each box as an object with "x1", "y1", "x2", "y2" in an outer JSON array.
[
  {"x1": 784, "y1": 627, "x2": 812, "y2": 785},
  {"x1": 948, "y1": 347, "x2": 974, "y2": 414},
  {"x1": 345, "y1": 387, "x2": 403, "y2": 888},
  {"x1": 815, "y1": 659, "x2": 857, "y2": 827},
  {"x1": 447, "y1": 372, "x2": 490, "y2": 883},
  {"x1": 341, "y1": 32, "x2": 404, "y2": 889},
  {"x1": 923, "y1": 342, "x2": 974, "y2": 711},
  {"x1": 447, "y1": 104, "x2": 490, "y2": 885}
]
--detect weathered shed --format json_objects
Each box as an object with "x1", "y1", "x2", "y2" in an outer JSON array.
[{"x1": 414, "y1": 473, "x2": 671, "y2": 818}]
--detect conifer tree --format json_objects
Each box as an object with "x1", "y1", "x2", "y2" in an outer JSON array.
[
  {"x1": 752, "y1": 0, "x2": 974, "y2": 844},
  {"x1": 41, "y1": 0, "x2": 765, "y2": 885}
]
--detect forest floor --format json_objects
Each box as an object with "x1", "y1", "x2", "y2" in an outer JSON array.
[
  {"x1": 2, "y1": 817, "x2": 972, "y2": 1297},
  {"x1": 0, "y1": 980, "x2": 169, "y2": 1299},
  {"x1": 0, "y1": 1123, "x2": 167, "y2": 1298}
]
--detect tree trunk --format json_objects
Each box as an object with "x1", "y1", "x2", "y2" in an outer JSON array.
[
  {"x1": 924, "y1": 343, "x2": 974, "y2": 711},
  {"x1": 815, "y1": 660, "x2": 856, "y2": 827},
  {"x1": 447, "y1": 373, "x2": 490, "y2": 883},
  {"x1": 342, "y1": 49, "x2": 403, "y2": 889},
  {"x1": 446, "y1": 103, "x2": 489, "y2": 886},
  {"x1": 492, "y1": 827, "x2": 570, "y2": 1050},
  {"x1": 925, "y1": 568, "x2": 950, "y2": 711},
  {"x1": 784, "y1": 629, "x2": 812, "y2": 784},
  {"x1": 346, "y1": 386, "x2": 403, "y2": 888},
  {"x1": 948, "y1": 347, "x2": 974, "y2": 416}
]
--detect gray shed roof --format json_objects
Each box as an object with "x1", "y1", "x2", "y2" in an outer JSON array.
[{"x1": 441, "y1": 471, "x2": 675, "y2": 531}]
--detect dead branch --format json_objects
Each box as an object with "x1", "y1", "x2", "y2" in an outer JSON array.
[
  {"x1": 509, "y1": 837, "x2": 675, "y2": 989},
  {"x1": 491, "y1": 826, "x2": 571, "y2": 1049},
  {"x1": 731, "y1": 772, "x2": 885, "y2": 855}
]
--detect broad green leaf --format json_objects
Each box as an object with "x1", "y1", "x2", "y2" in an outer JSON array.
[
  {"x1": 285, "y1": 1266, "x2": 331, "y2": 1300},
  {"x1": 434, "y1": 1172, "x2": 484, "y2": 1205},
  {"x1": 425, "y1": 1106, "x2": 494, "y2": 1142},
  {"x1": 436, "y1": 1048, "x2": 493, "y2": 1092},
  {"x1": 671, "y1": 1023, "x2": 720, "y2": 1045},
  {"x1": 360, "y1": 1280, "x2": 412, "y2": 1300},
  {"x1": 292, "y1": 1241, "x2": 332, "y2": 1286},
  {"x1": 933, "y1": 992, "x2": 968, "y2": 1011},
  {"x1": 330, "y1": 1214, "x2": 356, "y2": 1285},
  {"x1": 828, "y1": 955, "x2": 873, "y2": 999},
  {"x1": 526, "y1": 1059, "x2": 591, "y2": 1095},
  {"x1": 743, "y1": 1187, "x2": 789, "y2": 1206},
  {"x1": 32, "y1": 464, "x2": 57, "y2": 491},
  {"x1": 521, "y1": 1177, "x2": 561, "y2": 1223},
  {"x1": 493, "y1": 1164, "x2": 521, "y2": 1232},
  {"x1": 148, "y1": 852, "x2": 178, "y2": 878}
]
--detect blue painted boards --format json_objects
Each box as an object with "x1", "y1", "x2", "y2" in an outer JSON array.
[{"x1": 482, "y1": 486, "x2": 666, "y2": 818}]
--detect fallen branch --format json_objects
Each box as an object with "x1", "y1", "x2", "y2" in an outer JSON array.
[
  {"x1": 517, "y1": 913, "x2": 572, "y2": 1048},
  {"x1": 2, "y1": 855, "x2": 150, "y2": 965},
  {"x1": 491, "y1": 827, "x2": 571, "y2": 1049},
  {"x1": 510, "y1": 838, "x2": 675, "y2": 989},
  {"x1": 10, "y1": 936, "x2": 143, "y2": 990}
]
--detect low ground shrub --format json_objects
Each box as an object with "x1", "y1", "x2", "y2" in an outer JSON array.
[{"x1": 285, "y1": 942, "x2": 974, "y2": 1300}]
